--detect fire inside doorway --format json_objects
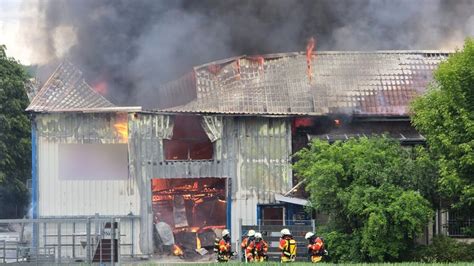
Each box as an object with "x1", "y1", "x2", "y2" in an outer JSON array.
[{"x1": 151, "y1": 177, "x2": 227, "y2": 260}]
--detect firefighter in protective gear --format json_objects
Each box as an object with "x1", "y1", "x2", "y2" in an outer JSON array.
[
  {"x1": 279, "y1": 228, "x2": 297, "y2": 262},
  {"x1": 241, "y1": 229, "x2": 256, "y2": 261},
  {"x1": 305, "y1": 232, "x2": 327, "y2": 263},
  {"x1": 246, "y1": 232, "x2": 269, "y2": 262},
  {"x1": 214, "y1": 229, "x2": 234, "y2": 262}
]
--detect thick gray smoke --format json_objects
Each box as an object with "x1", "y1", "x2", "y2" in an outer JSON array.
[{"x1": 26, "y1": 0, "x2": 474, "y2": 108}]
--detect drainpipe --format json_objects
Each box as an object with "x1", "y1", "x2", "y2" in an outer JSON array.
[{"x1": 31, "y1": 116, "x2": 38, "y2": 247}]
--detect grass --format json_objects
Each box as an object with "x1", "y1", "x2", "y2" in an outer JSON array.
[{"x1": 137, "y1": 263, "x2": 474, "y2": 265}]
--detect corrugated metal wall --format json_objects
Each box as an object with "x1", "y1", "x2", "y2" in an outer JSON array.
[
  {"x1": 35, "y1": 112, "x2": 293, "y2": 254},
  {"x1": 129, "y1": 114, "x2": 292, "y2": 251},
  {"x1": 35, "y1": 113, "x2": 140, "y2": 217}
]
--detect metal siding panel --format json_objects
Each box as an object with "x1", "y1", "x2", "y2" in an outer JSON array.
[
  {"x1": 236, "y1": 117, "x2": 292, "y2": 204},
  {"x1": 229, "y1": 117, "x2": 293, "y2": 236},
  {"x1": 36, "y1": 114, "x2": 140, "y2": 217}
]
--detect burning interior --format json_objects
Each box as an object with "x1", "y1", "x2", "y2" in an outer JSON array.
[
  {"x1": 164, "y1": 116, "x2": 213, "y2": 160},
  {"x1": 151, "y1": 177, "x2": 227, "y2": 259}
]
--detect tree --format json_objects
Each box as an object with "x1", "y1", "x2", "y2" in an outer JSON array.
[
  {"x1": 411, "y1": 38, "x2": 474, "y2": 212},
  {"x1": 293, "y1": 137, "x2": 434, "y2": 262},
  {"x1": 0, "y1": 45, "x2": 31, "y2": 218}
]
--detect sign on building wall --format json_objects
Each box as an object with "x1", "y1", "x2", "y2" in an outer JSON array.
[{"x1": 59, "y1": 143, "x2": 128, "y2": 180}]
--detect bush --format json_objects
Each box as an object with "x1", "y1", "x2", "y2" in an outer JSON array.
[
  {"x1": 294, "y1": 137, "x2": 434, "y2": 262},
  {"x1": 411, "y1": 236, "x2": 474, "y2": 262}
]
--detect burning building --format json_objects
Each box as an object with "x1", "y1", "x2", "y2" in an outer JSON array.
[{"x1": 26, "y1": 50, "x2": 450, "y2": 259}]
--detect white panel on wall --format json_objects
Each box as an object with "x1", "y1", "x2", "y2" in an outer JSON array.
[
  {"x1": 38, "y1": 138, "x2": 140, "y2": 216},
  {"x1": 59, "y1": 143, "x2": 128, "y2": 180}
]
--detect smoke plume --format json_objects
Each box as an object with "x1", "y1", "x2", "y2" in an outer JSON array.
[{"x1": 22, "y1": 0, "x2": 474, "y2": 108}]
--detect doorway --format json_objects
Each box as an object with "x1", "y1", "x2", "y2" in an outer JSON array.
[{"x1": 261, "y1": 206, "x2": 285, "y2": 225}]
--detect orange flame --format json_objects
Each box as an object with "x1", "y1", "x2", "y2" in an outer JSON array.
[
  {"x1": 250, "y1": 56, "x2": 265, "y2": 75},
  {"x1": 114, "y1": 113, "x2": 128, "y2": 143},
  {"x1": 306, "y1": 37, "x2": 316, "y2": 84},
  {"x1": 114, "y1": 123, "x2": 128, "y2": 142},
  {"x1": 196, "y1": 237, "x2": 201, "y2": 250},
  {"x1": 255, "y1": 56, "x2": 264, "y2": 67},
  {"x1": 208, "y1": 64, "x2": 222, "y2": 75},
  {"x1": 92, "y1": 80, "x2": 108, "y2": 95},
  {"x1": 172, "y1": 244, "x2": 184, "y2": 256},
  {"x1": 235, "y1": 60, "x2": 241, "y2": 80}
]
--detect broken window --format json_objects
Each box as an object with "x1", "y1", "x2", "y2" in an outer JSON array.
[{"x1": 164, "y1": 116, "x2": 213, "y2": 160}]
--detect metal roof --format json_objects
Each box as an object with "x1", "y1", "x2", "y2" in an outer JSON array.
[
  {"x1": 308, "y1": 121, "x2": 425, "y2": 144},
  {"x1": 159, "y1": 50, "x2": 450, "y2": 116},
  {"x1": 26, "y1": 61, "x2": 118, "y2": 113}
]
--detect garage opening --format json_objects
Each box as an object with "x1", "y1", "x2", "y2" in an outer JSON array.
[{"x1": 151, "y1": 177, "x2": 227, "y2": 260}]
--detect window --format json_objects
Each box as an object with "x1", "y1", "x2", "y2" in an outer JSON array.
[{"x1": 164, "y1": 116, "x2": 214, "y2": 160}]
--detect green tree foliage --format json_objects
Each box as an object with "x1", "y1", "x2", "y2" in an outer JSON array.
[
  {"x1": 411, "y1": 38, "x2": 474, "y2": 212},
  {"x1": 294, "y1": 137, "x2": 434, "y2": 262},
  {"x1": 0, "y1": 45, "x2": 31, "y2": 218},
  {"x1": 411, "y1": 236, "x2": 474, "y2": 262}
]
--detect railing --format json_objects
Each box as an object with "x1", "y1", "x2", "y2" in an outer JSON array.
[
  {"x1": 0, "y1": 215, "x2": 140, "y2": 264},
  {"x1": 447, "y1": 220, "x2": 474, "y2": 237},
  {"x1": 447, "y1": 210, "x2": 474, "y2": 237}
]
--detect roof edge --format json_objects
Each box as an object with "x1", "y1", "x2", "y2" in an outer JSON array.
[
  {"x1": 195, "y1": 50, "x2": 454, "y2": 69},
  {"x1": 26, "y1": 106, "x2": 142, "y2": 113}
]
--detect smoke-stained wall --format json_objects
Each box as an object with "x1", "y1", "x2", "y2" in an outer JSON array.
[
  {"x1": 128, "y1": 114, "x2": 292, "y2": 253},
  {"x1": 22, "y1": 0, "x2": 474, "y2": 108}
]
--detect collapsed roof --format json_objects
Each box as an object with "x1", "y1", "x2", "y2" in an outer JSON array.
[
  {"x1": 26, "y1": 51, "x2": 450, "y2": 116},
  {"x1": 160, "y1": 51, "x2": 450, "y2": 116},
  {"x1": 26, "y1": 61, "x2": 140, "y2": 113}
]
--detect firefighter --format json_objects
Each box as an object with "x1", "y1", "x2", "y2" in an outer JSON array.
[
  {"x1": 279, "y1": 228, "x2": 297, "y2": 263},
  {"x1": 241, "y1": 229, "x2": 255, "y2": 261},
  {"x1": 214, "y1": 229, "x2": 234, "y2": 262},
  {"x1": 305, "y1": 232, "x2": 328, "y2": 263},
  {"x1": 246, "y1": 232, "x2": 268, "y2": 262}
]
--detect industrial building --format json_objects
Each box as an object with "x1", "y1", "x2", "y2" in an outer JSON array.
[{"x1": 25, "y1": 50, "x2": 449, "y2": 259}]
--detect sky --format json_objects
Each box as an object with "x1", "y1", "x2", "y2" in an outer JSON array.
[
  {"x1": 0, "y1": 0, "x2": 34, "y2": 64},
  {"x1": 0, "y1": 1, "x2": 22, "y2": 60}
]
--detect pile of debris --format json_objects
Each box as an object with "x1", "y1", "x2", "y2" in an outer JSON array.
[{"x1": 154, "y1": 222, "x2": 224, "y2": 260}]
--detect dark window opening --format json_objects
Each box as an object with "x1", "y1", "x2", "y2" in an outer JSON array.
[
  {"x1": 447, "y1": 209, "x2": 474, "y2": 237},
  {"x1": 164, "y1": 116, "x2": 214, "y2": 160},
  {"x1": 261, "y1": 206, "x2": 285, "y2": 225}
]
